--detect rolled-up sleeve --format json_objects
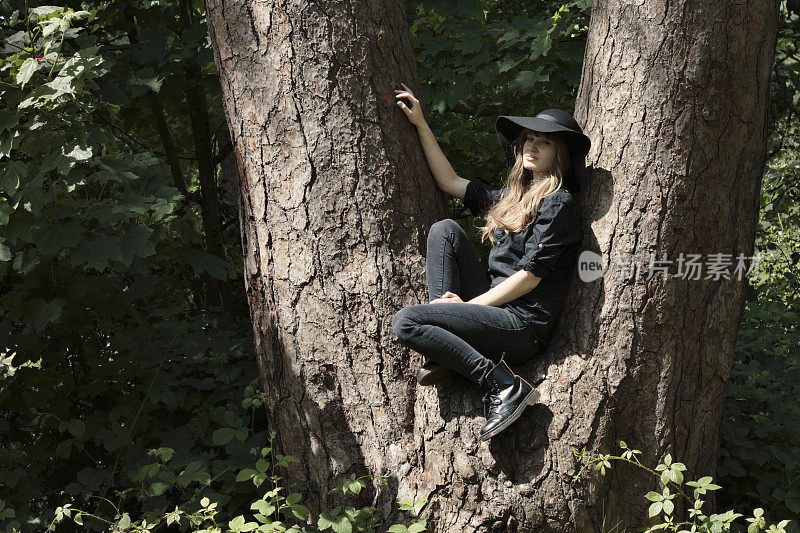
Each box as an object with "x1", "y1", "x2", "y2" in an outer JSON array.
[
  {"x1": 463, "y1": 178, "x2": 505, "y2": 217},
  {"x1": 517, "y1": 199, "x2": 582, "y2": 279}
]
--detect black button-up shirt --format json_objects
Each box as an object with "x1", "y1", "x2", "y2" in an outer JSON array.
[{"x1": 462, "y1": 178, "x2": 583, "y2": 343}]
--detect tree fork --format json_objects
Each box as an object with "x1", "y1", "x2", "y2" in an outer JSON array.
[{"x1": 205, "y1": 0, "x2": 779, "y2": 530}]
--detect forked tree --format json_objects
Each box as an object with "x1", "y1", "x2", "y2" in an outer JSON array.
[{"x1": 204, "y1": 0, "x2": 778, "y2": 530}]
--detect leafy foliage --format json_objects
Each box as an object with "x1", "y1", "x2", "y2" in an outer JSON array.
[
  {"x1": 405, "y1": 0, "x2": 590, "y2": 262},
  {"x1": 715, "y1": 211, "x2": 800, "y2": 523},
  {"x1": 0, "y1": 1, "x2": 248, "y2": 531},
  {"x1": 572, "y1": 442, "x2": 795, "y2": 533}
]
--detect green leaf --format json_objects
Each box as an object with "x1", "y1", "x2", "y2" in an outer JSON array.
[
  {"x1": 30, "y1": 5, "x2": 64, "y2": 17},
  {"x1": 128, "y1": 67, "x2": 165, "y2": 95},
  {"x1": 319, "y1": 512, "x2": 334, "y2": 530},
  {"x1": 250, "y1": 500, "x2": 275, "y2": 517},
  {"x1": 291, "y1": 503, "x2": 309, "y2": 521},
  {"x1": 398, "y1": 498, "x2": 415, "y2": 511},
  {"x1": 0, "y1": 160, "x2": 25, "y2": 195},
  {"x1": 330, "y1": 514, "x2": 352, "y2": 533},
  {"x1": 224, "y1": 410, "x2": 238, "y2": 426},
  {"x1": 154, "y1": 447, "x2": 174, "y2": 462},
  {"x1": 511, "y1": 67, "x2": 548, "y2": 90},
  {"x1": 70, "y1": 235, "x2": 123, "y2": 272},
  {"x1": 63, "y1": 144, "x2": 93, "y2": 163},
  {"x1": 663, "y1": 499, "x2": 674, "y2": 515},
  {"x1": 183, "y1": 461, "x2": 201, "y2": 475},
  {"x1": 784, "y1": 486, "x2": 800, "y2": 513},
  {"x1": 0, "y1": 132, "x2": 11, "y2": 159},
  {"x1": 236, "y1": 468, "x2": 257, "y2": 482},
  {"x1": 186, "y1": 249, "x2": 228, "y2": 280},
  {"x1": 212, "y1": 427, "x2": 235, "y2": 445},
  {"x1": 408, "y1": 520, "x2": 426, "y2": 533},
  {"x1": 529, "y1": 34, "x2": 552, "y2": 59},
  {"x1": 150, "y1": 481, "x2": 170, "y2": 496},
  {"x1": 0, "y1": 110, "x2": 18, "y2": 132},
  {"x1": 648, "y1": 501, "x2": 663, "y2": 518},
  {"x1": 17, "y1": 58, "x2": 38, "y2": 87},
  {"x1": 644, "y1": 490, "x2": 663, "y2": 502},
  {"x1": 230, "y1": 515, "x2": 259, "y2": 532},
  {"x1": 387, "y1": 526, "x2": 408, "y2": 533}
]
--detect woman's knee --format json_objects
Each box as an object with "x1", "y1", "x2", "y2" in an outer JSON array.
[
  {"x1": 391, "y1": 307, "x2": 418, "y2": 341},
  {"x1": 427, "y1": 219, "x2": 465, "y2": 248}
]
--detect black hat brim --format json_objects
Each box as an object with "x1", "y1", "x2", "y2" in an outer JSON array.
[{"x1": 495, "y1": 115, "x2": 591, "y2": 166}]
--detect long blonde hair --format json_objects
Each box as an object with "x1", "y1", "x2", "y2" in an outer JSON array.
[{"x1": 478, "y1": 129, "x2": 571, "y2": 245}]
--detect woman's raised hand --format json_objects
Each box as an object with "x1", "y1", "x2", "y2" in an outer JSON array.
[{"x1": 394, "y1": 82, "x2": 426, "y2": 127}]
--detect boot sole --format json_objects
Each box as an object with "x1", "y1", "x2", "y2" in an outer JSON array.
[
  {"x1": 416, "y1": 365, "x2": 448, "y2": 386},
  {"x1": 480, "y1": 387, "x2": 540, "y2": 441}
]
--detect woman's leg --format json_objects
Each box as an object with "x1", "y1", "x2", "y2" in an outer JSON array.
[
  {"x1": 425, "y1": 219, "x2": 490, "y2": 302},
  {"x1": 391, "y1": 301, "x2": 540, "y2": 386}
]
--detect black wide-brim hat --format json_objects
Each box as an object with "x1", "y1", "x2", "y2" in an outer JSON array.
[{"x1": 496, "y1": 109, "x2": 591, "y2": 192}]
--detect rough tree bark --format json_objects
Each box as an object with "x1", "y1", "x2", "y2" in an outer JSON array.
[
  {"x1": 566, "y1": 1, "x2": 778, "y2": 527},
  {"x1": 204, "y1": 0, "x2": 778, "y2": 530}
]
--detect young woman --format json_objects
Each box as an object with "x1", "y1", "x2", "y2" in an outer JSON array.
[{"x1": 390, "y1": 82, "x2": 590, "y2": 441}]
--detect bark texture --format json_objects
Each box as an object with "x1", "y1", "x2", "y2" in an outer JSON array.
[
  {"x1": 205, "y1": 0, "x2": 778, "y2": 530},
  {"x1": 565, "y1": 0, "x2": 778, "y2": 527}
]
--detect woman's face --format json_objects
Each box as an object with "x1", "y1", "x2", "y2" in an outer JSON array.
[{"x1": 520, "y1": 129, "x2": 556, "y2": 176}]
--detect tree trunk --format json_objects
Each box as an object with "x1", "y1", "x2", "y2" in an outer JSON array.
[
  {"x1": 205, "y1": 0, "x2": 778, "y2": 530},
  {"x1": 565, "y1": 0, "x2": 778, "y2": 527},
  {"x1": 215, "y1": 122, "x2": 241, "y2": 230},
  {"x1": 147, "y1": 91, "x2": 189, "y2": 197}
]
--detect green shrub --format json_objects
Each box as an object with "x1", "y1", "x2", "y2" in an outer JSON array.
[{"x1": 572, "y1": 441, "x2": 796, "y2": 533}]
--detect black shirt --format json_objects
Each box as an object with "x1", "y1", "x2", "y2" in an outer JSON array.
[{"x1": 462, "y1": 178, "x2": 583, "y2": 343}]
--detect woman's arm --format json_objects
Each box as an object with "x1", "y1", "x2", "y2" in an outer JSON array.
[
  {"x1": 415, "y1": 122, "x2": 469, "y2": 200},
  {"x1": 467, "y1": 270, "x2": 541, "y2": 306},
  {"x1": 394, "y1": 83, "x2": 468, "y2": 199}
]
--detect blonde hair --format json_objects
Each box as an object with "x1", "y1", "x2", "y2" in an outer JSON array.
[{"x1": 477, "y1": 129, "x2": 571, "y2": 246}]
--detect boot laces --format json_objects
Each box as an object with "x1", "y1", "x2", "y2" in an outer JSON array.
[{"x1": 482, "y1": 388, "x2": 502, "y2": 418}]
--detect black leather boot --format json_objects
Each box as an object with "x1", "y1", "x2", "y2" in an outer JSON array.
[
  {"x1": 416, "y1": 361, "x2": 448, "y2": 386},
  {"x1": 479, "y1": 354, "x2": 539, "y2": 441}
]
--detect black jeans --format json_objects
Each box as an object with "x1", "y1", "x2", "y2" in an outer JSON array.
[{"x1": 391, "y1": 219, "x2": 543, "y2": 387}]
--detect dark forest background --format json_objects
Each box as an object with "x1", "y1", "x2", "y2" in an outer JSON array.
[{"x1": 0, "y1": 0, "x2": 798, "y2": 531}]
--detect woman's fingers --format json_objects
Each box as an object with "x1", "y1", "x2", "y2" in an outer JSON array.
[
  {"x1": 394, "y1": 85, "x2": 417, "y2": 99},
  {"x1": 430, "y1": 293, "x2": 461, "y2": 304},
  {"x1": 394, "y1": 83, "x2": 424, "y2": 125}
]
